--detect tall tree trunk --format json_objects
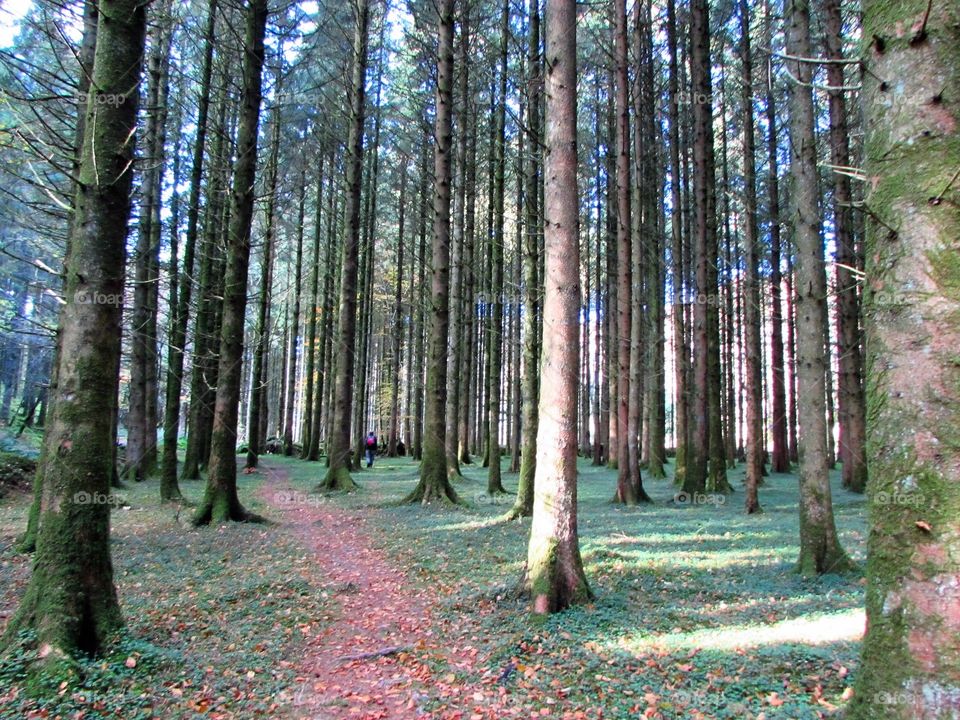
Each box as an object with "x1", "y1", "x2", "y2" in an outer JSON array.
[
  {"x1": 160, "y1": 0, "x2": 217, "y2": 501},
  {"x1": 19, "y1": 0, "x2": 101, "y2": 554},
  {"x1": 308, "y1": 167, "x2": 339, "y2": 460},
  {"x1": 3, "y1": 0, "x2": 146, "y2": 656},
  {"x1": 192, "y1": 0, "x2": 269, "y2": 525},
  {"x1": 457, "y1": 87, "x2": 478, "y2": 465},
  {"x1": 506, "y1": 0, "x2": 540, "y2": 520},
  {"x1": 282, "y1": 170, "x2": 306, "y2": 455},
  {"x1": 764, "y1": 0, "x2": 790, "y2": 473},
  {"x1": 128, "y1": 1, "x2": 172, "y2": 481},
  {"x1": 319, "y1": 0, "x2": 370, "y2": 492},
  {"x1": 613, "y1": 0, "x2": 639, "y2": 504},
  {"x1": 445, "y1": 6, "x2": 469, "y2": 474},
  {"x1": 850, "y1": 3, "x2": 960, "y2": 715},
  {"x1": 245, "y1": 80, "x2": 282, "y2": 469},
  {"x1": 405, "y1": 0, "x2": 459, "y2": 504},
  {"x1": 739, "y1": 0, "x2": 763, "y2": 514},
  {"x1": 486, "y1": 0, "x2": 509, "y2": 496},
  {"x1": 300, "y1": 153, "x2": 326, "y2": 456},
  {"x1": 666, "y1": 0, "x2": 688, "y2": 487},
  {"x1": 525, "y1": 0, "x2": 592, "y2": 614},
  {"x1": 388, "y1": 159, "x2": 408, "y2": 456},
  {"x1": 821, "y1": 0, "x2": 867, "y2": 493},
  {"x1": 784, "y1": 0, "x2": 852, "y2": 574},
  {"x1": 683, "y1": 0, "x2": 716, "y2": 497}
]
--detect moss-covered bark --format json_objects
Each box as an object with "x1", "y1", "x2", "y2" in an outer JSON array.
[
  {"x1": 848, "y1": 1, "x2": 960, "y2": 716},
  {"x1": 2, "y1": 0, "x2": 147, "y2": 656},
  {"x1": 192, "y1": 0, "x2": 269, "y2": 526},
  {"x1": 523, "y1": 0, "x2": 592, "y2": 615}
]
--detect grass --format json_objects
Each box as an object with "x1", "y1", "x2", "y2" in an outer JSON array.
[
  {"x1": 0, "y1": 450, "x2": 867, "y2": 719},
  {"x1": 277, "y1": 453, "x2": 867, "y2": 719},
  {"x1": 0, "y1": 469, "x2": 333, "y2": 719}
]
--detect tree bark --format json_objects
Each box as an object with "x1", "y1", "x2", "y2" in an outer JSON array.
[
  {"x1": 763, "y1": 0, "x2": 790, "y2": 474},
  {"x1": 405, "y1": 0, "x2": 459, "y2": 504},
  {"x1": 3, "y1": 0, "x2": 147, "y2": 657},
  {"x1": 784, "y1": 0, "x2": 852, "y2": 574},
  {"x1": 506, "y1": 0, "x2": 540, "y2": 520},
  {"x1": 850, "y1": 2, "x2": 960, "y2": 714},
  {"x1": 319, "y1": 0, "x2": 370, "y2": 492},
  {"x1": 821, "y1": 0, "x2": 867, "y2": 493},
  {"x1": 525, "y1": 0, "x2": 592, "y2": 614},
  {"x1": 739, "y1": 0, "x2": 763, "y2": 514},
  {"x1": 192, "y1": 0, "x2": 269, "y2": 525},
  {"x1": 613, "y1": 0, "x2": 639, "y2": 504}
]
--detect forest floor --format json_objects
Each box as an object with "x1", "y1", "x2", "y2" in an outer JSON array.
[{"x1": 0, "y1": 452, "x2": 868, "y2": 719}]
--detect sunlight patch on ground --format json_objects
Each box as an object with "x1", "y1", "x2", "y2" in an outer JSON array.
[{"x1": 613, "y1": 608, "x2": 866, "y2": 654}]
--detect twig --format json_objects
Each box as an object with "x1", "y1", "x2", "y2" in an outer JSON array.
[{"x1": 337, "y1": 645, "x2": 411, "y2": 662}]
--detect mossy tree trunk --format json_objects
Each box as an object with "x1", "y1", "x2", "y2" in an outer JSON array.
[
  {"x1": 524, "y1": 0, "x2": 592, "y2": 614},
  {"x1": 3, "y1": 0, "x2": 147, "y2": 656},
  {"x1": 405, "y1": 0, "x2": 460, "y2": 506},
  {"x1": 784, "y1": 0, "x2": 853, "y2": 575},
  {"x1": 849, "y1": 1, "x2": 960, "y2": 716},
  {"x1": 18, "y1": 0, "x2": 100, "y2": 555},
  {"x1": 319, "y1": 0, "x2": 370, "y2": 493},
  {"x1": 192, "y1": 0, "x2": 269, "y2": 525}
]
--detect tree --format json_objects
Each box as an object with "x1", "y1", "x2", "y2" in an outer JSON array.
[
  {"x1": 612, "y1": 0, "x2": 640, "y2": 505},
  {"x1": 192, "y1": 0, "x2": 269, "y2": 525},
  {"x1": 318, "y1": 0, "x2": 371, "y2": 493},
  {"x1": 849, "y1": 0, "x2": 960, "y2": 715},
  {"x1": 739, "y1": 0, "x2": 763, "y2": 514},
  {"x1": 2, "y1": 0, "x2": 147, "y2": 657},
  {"x1": 784, "y1": 0, "x2": 852, "y2": 575},
  {"x1": 486, "y1": 0, "x2": 509, "y2": 497},
  {"x1": 505, "y1": 0, "x2": 541, "y2": 521},
  {"x1": 127, "y1": 0, "x2": 173, "y2": 481},
  {"x1": 404, "y1": 0, "x2": 460, "y2": 505},
  {"x1": 763, "y1": 0, "x2": 790, "y2": 474},
  {"x1": 160, "y1": 0, "x2": 218, "y2": 503},
  {"x1": 821, "y1": 0, "x2": 866, "y2": 494},
  {"x1": 524, "y1": 0, "x2": 591, "y2": 614}
]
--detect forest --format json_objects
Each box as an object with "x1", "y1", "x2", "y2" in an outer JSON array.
[{"x1": 0, "y1": 0, "x2": 957, "y2": 717}]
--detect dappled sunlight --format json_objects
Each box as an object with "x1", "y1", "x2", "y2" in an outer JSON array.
[
  {"x1": 612, "y1": 608, "x2": 866, "y2": 654},
  {"x1": 583, "y1": 543, "x2": 798, "y2": 571}
]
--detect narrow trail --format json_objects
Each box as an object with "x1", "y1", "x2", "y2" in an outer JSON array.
[{"x1": 256, "y1": 462, "x2": 447, "y2": 719}]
